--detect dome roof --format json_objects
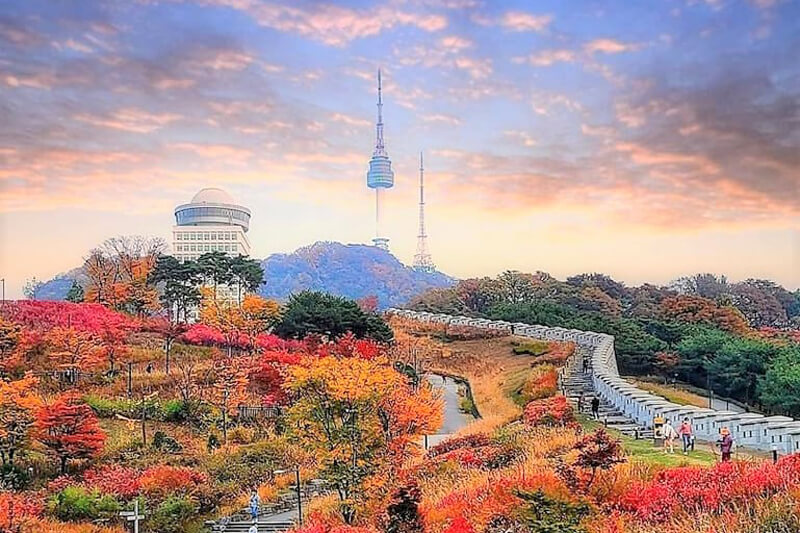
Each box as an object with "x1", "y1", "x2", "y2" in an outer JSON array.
[{"x1": 190, "y1": 187, "x2": 236, "y2": 205}]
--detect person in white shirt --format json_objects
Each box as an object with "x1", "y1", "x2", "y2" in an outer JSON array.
[
  {"x1": 249, "y1": 523, "x2": 258, "y2": 533},
  {"x1": 663, "y1": 419, "x2": 678, "y2": 454}
]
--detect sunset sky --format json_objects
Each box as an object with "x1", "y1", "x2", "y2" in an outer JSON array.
[{"x1": 0, "y1": 0, "x2": 798, "y2": 298}]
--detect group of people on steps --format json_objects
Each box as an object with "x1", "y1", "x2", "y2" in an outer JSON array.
[{"x1": 578, "y1": 354, "x2": 735, "y2": 461}]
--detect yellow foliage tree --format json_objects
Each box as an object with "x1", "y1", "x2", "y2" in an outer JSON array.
[
  {"x1": 0, "y1": 374, "x2": 42, "y2": 465},
  {"x1": 286, "y1": 355, "x2": 442, "y2": 524}
]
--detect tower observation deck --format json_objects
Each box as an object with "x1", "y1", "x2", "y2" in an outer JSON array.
[{"x1": 366, "y1": 69, "x2": 394, "y2": 250}]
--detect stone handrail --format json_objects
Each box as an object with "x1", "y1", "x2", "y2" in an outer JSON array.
[{"x1": 388, "y1": 309, "x2": 800, "y2": 454}]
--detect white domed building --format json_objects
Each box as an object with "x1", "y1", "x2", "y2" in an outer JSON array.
[{"x1": 171, "y1": 187, "x2": 251, "y2": 261}]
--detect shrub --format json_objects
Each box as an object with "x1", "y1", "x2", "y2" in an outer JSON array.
[
  {"x1": 83, "y1": 395, "x2": 138, "y2": 418},
  {"x1": 162, "y1": 400, "x2": 190, "y2": 422},
  {"x1": 383, "y1": 482, "x2": 423, "y2": 533},
  {"x1": 152, "y1": 431, "x2": 183, "y2": 454},
  {"x1": 207, "y1": 439, "x2": 286, "y2": 488},
  {"x1": 427, "y1": 433, "x2": 491, "y2": 458},
  {"x1": 147, "y1": 496, "x2": 197, "y2": 533},
  {"x1": 139, "y1": 466, "x2": 207, "y2": 502},
  {"x1": 228, "y1": 425, "x2": 256, "y2": 445},
  {"x1": 0, "y1": 490, "x2": 44, "y2": 531},
  {"x1": 82, "y1": 465, "x2": 141, "y2": 500},
  {"x1": 513, "y1": 340, "x2": 550, "y2": 356},
  {"x1": 48, "y1": 486, "x2": 120, "y2": 522},
  {"x1": 523, "y1": 396, "x2": 575, "y2": 428},
  {"x1": 520, "y1": 364, "x2": 558, "y2": 402},
  {"x1": 614, "y1": 455, "x2": 800, "y2": 523},
  {"x1": 516, "y1": 489, "x2": 589, "y2": 533},
  {"x1": 0, "y1": 464, "x2": 30, "y2": 490}
]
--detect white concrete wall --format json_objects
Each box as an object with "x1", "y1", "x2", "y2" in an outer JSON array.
[{"x1": 388, "y1": 309, "x2": 797, "y2": 454}]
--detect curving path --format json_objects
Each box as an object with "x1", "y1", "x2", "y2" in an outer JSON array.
[{"x1": 426, "y1": 374, "x2": 474, "y2": 435}]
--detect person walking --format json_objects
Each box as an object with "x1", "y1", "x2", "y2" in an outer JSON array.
[
  {"x1": 577, "y1": 393, "x2": 584, "y2": 413},
  {"x1": 249, "y1": 522, "x2": 258, "y2": 533},
  {"x1": 582, "y1": 357, "x2": 590, "y2": 373},
  {"x1": 249, "y1": 489, "x2": 260, "y2": 521},
  {"x1": 591, "y1": 396, "x2": 600, "y2": 420},
  {"x1": 679, "y1": 418, "x2": 693, "y2": 455},
  {"x1": 663, "y1": 419, "x2": 678, "y2": 454},
  {"x1": 717, "y1": 427, "x2": 734, "y2": 462}
]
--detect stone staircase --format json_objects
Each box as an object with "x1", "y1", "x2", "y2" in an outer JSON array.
[
  {"x1": 562, "y1": 349, "x2": 654, "y2": 440},
  {"x1": 209, "y1": 519, "x2": 295, "y2": 533}
]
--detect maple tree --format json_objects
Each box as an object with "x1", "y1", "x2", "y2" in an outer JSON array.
[
  {"x1": 287, "y1": 352, "x2": 439, "y2": 523},
  {"x1": 0, "y1": 375, "x2": 42, "y2": 465},
  {"x1": 35, "y1": 394, "x2": 106, "y2": 473},
  {"x1": 46, "y1": 326, "x2": 106, "y2": 372}
]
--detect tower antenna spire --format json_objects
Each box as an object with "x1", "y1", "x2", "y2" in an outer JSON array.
[
  {"x1": 375, "y1": 68, "x2": 385, "y2": 155},
  {"x1": 413, "y1": 150, "x2": 435, "y2": 272}
]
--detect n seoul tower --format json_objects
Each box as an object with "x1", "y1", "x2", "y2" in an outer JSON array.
[{"x1": 366, "y1": 69, "x2": 394, "y2": 250}]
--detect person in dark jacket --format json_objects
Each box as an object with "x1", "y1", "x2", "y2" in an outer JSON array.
[
  {"x1": 591, "y1": 396, "x2": 600, "y2": 420},
  {"x1": 717, "y1": 427, "x2": 734, "y2": 462}
]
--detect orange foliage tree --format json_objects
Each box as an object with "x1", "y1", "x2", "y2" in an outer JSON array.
[
  {"x1": 83, "y1": 236, "x2": 164, "y2": 316},
  {"x1": 287, "y1": 353, "x2": 442, "y2": 524},
  {"x1": 659, "y1": 295, "x2": 749, "y2": 335},
  {"x1": 46, "y1": 327, "x2": 105, "y2": 372},
  {"x1": 199, "y1": 291, "x2": 281, "y2": 356},
  {"x1": 35, "y1": 394, "x2": 106, "y2": 473},
  {"x1": 0, "y1": 374, "x2": 42, "y2": 465}
]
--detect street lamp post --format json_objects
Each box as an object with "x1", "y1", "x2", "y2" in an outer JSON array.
[
  {"x1": 1, "y1": 278, "x2": 5, "y2": 306},
  {"x1": 274, "y1": 466, "x2": 302, "y2": 526}
]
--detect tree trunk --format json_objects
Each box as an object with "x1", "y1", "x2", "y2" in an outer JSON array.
[{"x1": 60, "y1": 455, "x2": 68, "y2": 474}]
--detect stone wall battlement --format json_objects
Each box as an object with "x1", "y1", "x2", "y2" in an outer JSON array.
[{"x1": 388, "y1": 309, "x2": 800, "y2": 454}]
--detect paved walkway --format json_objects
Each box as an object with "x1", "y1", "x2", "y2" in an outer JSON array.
[{"x1": 426, "y1": 374, "x2": 474, "y2": 434}]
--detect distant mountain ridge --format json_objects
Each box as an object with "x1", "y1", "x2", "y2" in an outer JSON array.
[
  {"x1": 33, "y1": 241, "x2": 456, "y2": 308},
  {"x1": 259, "y1": 241, "x2": 455, "y2": 308}
]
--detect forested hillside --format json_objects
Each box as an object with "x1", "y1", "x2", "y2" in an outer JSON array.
[{"x1": 259, "y1": 241, "x2": 454, "y2": 308}]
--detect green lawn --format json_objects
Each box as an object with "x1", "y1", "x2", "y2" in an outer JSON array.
[{"x1": 578, "y1": 415, "x2": 717, "y2": 467}]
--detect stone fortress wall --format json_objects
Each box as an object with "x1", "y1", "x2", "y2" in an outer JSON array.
[{"x1": 388, "y1": 309, "x2": 800, "y2": 454}]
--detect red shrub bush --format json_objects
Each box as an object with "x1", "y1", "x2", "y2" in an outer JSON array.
[
  {"x1": 83, "y1": 465, "x2": 141, "y2": 500},
  {"x1": 616, "y1": 455, "x2": 800, "y2": 523},
  {"x1": 427, "y1": 433, "x2": 491, "y2": 458},
  {"x1": 523, "y1": 396, "x2": 575, "y2": 427},
  {"x1": 139, "y1": 465, "x2": 207, "y2": 501},
  {"x1": 0, "y1": 491, "x2": 44, "y2": 531}
]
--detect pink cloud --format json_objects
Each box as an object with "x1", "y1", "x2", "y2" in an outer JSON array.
[
  {"x1": 169, "y1": 142, "x2": 253, "y2": 159},
  {"x1": 205, "y1": 0, "x2": 447, "y2": 46},
  {"x1": 500, "y1": 11, "x2": 553, "y2": 32},
  {"x1": 584, "y1": 38, "x2": 640, "y2": 54},
  {"x1": 74, "y1": 108, "x2": 182, "y2": 133},
  {"x1": 517, "y1": 49, "x2": 575, "y2": 67}
]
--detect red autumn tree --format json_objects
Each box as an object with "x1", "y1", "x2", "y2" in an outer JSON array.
[{"x1": 35, "y1": 394, "x2": 106, "y2": 473}]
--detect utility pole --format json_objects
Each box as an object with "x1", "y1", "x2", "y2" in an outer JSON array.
[
  {"x1": 295, "y1": 465, "x2": 302, "y2": 526},
  {"x1": 222, "y1": 388, "x2": 229, "y2": 446},
  {"x1": 1, "y1": 278, "x2": 5, "y2": 306},
  {"x1": 127, "y1": 362, "x2": 133, "y2": 398}
]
